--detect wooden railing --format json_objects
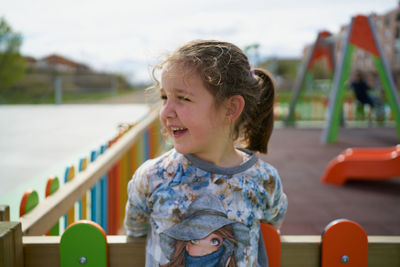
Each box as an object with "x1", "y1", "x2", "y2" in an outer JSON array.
[{"x1": 1, "y1": 218, "x2": 399, "y2": 267}]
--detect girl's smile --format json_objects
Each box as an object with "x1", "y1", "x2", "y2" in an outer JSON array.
[{"x1": 170, "y1": 127, "x2": 188, "y2": 137}]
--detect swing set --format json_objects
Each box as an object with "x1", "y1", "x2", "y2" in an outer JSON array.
[{"x1": 285, "y1": 14, "x2": 400, "y2": 144}]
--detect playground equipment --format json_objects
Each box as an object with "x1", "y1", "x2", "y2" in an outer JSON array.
[
  {"x1": 321, "y1": 144, "x2": 400, "y2": 185},
  {"x1": 285, "y1": 30, "x2": 335, "y2": 125},
  {"x1": 322, "y1": 14, "x2": 400, "y2": 144},
  {"x1": 285, "y1": 15, "x2": 400, "y2": 142}
]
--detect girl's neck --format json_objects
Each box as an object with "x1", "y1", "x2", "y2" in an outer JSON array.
[{"x1": 192, "y1": 144, "x2": 244, "y2": 168}]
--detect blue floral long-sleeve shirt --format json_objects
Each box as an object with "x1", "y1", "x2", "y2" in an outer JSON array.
[{"x1": 125, "y1": 148, "x2": 287, "y2": 267}]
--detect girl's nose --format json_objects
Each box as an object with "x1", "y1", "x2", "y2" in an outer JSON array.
[{"x1": 160, "y1": 100, "x2": 177, "y2": 119}]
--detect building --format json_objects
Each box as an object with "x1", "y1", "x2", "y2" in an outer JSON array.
[
  {"x1": 374, "y1": 4, "x2": 400, "y2": 82},
  {"x1": 29, "y1": 54, "x2": 91, "y2": 73},
  {"x1": 23, "y1": 56, "x2": 38, "y2": 68}
]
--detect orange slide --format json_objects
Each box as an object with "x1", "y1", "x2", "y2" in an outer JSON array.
[{"x1": 321, "y1": 145, "x2": 400, "y2": 185}]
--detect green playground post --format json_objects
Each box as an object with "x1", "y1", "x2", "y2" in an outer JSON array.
[
  {"x1": 304, "y1": 71, "x2": 314, "y2": 92},
  {"x1": 322, "y1": 38, "x2": 354, "y2": 143}
]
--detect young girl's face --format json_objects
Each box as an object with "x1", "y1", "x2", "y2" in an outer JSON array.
[{"x1": 160, "y1": 63, "x2": 230, "y2": 159}]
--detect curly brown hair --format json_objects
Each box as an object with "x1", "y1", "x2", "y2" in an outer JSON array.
[{"x1": 151, "y1": 40, "x2": 276, "y2": 153}]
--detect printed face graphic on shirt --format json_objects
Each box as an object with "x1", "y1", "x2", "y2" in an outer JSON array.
[
  {"x1": 160, "y1": 226, "x2": 235, "y2": 267},
  {"x1": 159, "y1": 194, "x2": 238, "y2": 267},
  {"x1": 186, "y1": 233, "x2": 223, "y2": 256}
]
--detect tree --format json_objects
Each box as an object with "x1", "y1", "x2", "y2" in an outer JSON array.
[{"x1": 0, "y1": 17, "x2": 25, "y2": 90}]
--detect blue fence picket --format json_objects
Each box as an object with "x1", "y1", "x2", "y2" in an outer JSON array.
[{"x1": 99, "y1": 144, "x2": 108, "y2": 233}]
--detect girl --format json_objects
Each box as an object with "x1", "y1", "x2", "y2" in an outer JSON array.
[{"x1": 125, "y1": 40, "x2": 287, "y2": 267}]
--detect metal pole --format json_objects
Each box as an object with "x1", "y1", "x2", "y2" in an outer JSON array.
[
  {"x1": 54, "y1": 76, "x2": 62, "y2": 105},
  {"x1": 285, "y1": 44, "x2": 315, "y2": 125}
]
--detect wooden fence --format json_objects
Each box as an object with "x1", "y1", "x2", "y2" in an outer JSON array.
[{"x1": 2, "y1": 218, "x2": 399, "y2": 267}]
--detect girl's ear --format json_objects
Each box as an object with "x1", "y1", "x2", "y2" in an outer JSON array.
[{"x1": 226, "y1": 95, "x2": 245, "y2": 122}]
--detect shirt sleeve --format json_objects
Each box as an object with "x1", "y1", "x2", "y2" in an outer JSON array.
[
  {"x1": 124, "y1": 165, "x2": 151, "y2": 237},
  {"x1": 262, "y1": 166, "x2": 288, "y2": 228}
]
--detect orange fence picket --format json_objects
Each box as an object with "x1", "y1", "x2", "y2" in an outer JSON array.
[
  {"x1": 260, "y1": 222, "x2": 281, "y2": 267},
  {"x1": 321, "y1": 219, "x2": 368, "y2": 267}
]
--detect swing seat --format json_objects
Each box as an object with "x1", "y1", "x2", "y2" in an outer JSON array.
[{"x1": 321, "y1": 145, "x2": 400, "y2": 185}]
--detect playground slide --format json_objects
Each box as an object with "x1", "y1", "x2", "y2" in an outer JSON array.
[{"x1": 321, "y1": 145, "x2": 400, "y2": 185}]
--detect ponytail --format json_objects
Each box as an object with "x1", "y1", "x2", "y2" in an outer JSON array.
[{"x1": 243, "y1": 68, "x2": 276, "y2": 153}]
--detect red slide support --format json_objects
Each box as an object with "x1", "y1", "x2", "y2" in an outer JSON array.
[{"x1": 321, "y1": 145, "x2": 400, "y2": 185}]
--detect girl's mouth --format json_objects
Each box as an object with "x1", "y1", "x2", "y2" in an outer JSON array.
[{"x1": 171, "y1": 127, "x2": 188, "y2": 137}]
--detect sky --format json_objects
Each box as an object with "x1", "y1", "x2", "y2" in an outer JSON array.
[{"x1": 1, "y1": 0, "x2": 398, "y2": 83}]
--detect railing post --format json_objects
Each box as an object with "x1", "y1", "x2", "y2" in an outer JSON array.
[
  {"x1": 45, "y1": 176, "x2": 60, "y2": 236},
  {"x1": 321, "y1": 219, "x2": 368, "y2": 267},
  {"x1": 0, "y1": 221, "x2": 24, "y2": 267},
  {"x1": 64, "y1": 166, "x2": 76, "y2": 228},
  {"x1": 78, "y1": 158, "x2": 89, "y2": 220},
  {"x1": 60, "y1": 220, "x2": 107, "y2": 267},
  {"x1": 260, "y1": 222, "x2": 281, "y2": 267},
  {"x1": 0, "y1": 205, "x2": 10, "y2": 221}
]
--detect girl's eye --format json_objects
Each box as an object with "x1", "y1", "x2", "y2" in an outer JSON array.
[
  {"x1": 210, "y1": 238, "x2": 221, "y2": 246},
  {"x1": 190, "y1": 240, "x2": 199, "y2": 245},
  {"x1": 178, "y1": 96, "x2": 191, "y2": 102},
  {"x1": 160, "y1": 95, "x2": 167, "y2": 101}
]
